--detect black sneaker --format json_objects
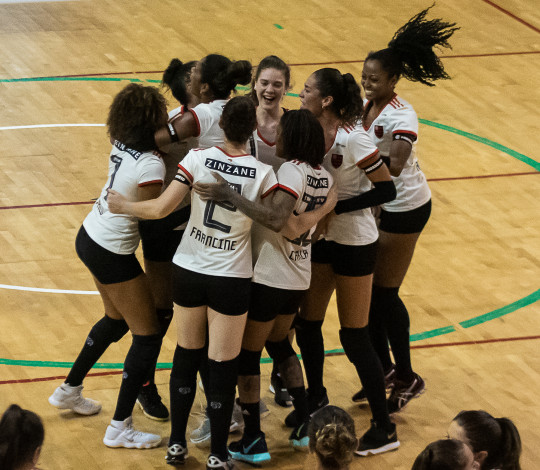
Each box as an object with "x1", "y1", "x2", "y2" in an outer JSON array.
[
  {"x1": 387, "y1": 373, "x2": 425, "y2": 414},
  {"x1": 165, "y1": 442, "x2": 188, "y2": 466},
  {"x1": 137, "y1": 383, "x2": 169, "y2": 421},
  {"x1": 269, "y1": 373, "x2": 293, "y2": 407},
  {"x1": 355, "y1": 421, "x2": 400, "y2": 456},
  {"x1": 207, "y1": 453, "x2": 235, "y2": 470},
  {"x1": 228, "y1": 432, "x2": 271, "y2": 464},
  {"x1": 285, "y1": 389, "x2": 329, "y2": 428},
  {"x1": 289, "y1": 421, "x2": 310, "y2": 450},
  {"x1": 352, "y1": 364, "x2": 396, "y2": 404}
]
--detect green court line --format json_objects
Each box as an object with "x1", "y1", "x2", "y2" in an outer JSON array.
[
  {"x1": 1, "y1": 289, "x2": 537, "y2": 369},
  {"x1": 273, "y1": 24, "x2": 284, "y2": 29}
]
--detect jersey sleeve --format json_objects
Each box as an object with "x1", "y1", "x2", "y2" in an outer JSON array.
[
  {"x1": 137, "y1": 153, "x2": 165, "y2": 187},
  {"x1": 276, "y1": 162, "x2": 304, "y2": 199},
  {"x1": 189, "y1": 103, "x2": 213, "y2": 138},
  {"x1": 349, "y1": 129, "x2": 380, "y2": 167},
  {"x1": 177, "y1": 149, "x2": 198, "y2": 183},
  {"x1": 259, "y1": 165, "x2": 279, "y2": 199},
  {"x1": 389, "y1": 106, "x2": 419, "y2": 139}
]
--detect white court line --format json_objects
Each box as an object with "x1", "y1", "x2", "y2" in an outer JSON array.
[
  {"x1": 0, "y1": 124, "x2": 105, "y2": 130},
  {"x1": 0, "y1": 284, "x2": 99, "y2": 295}
]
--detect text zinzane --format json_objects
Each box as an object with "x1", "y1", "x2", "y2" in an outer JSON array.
[{"x1": 205, "y1": 159, "x2": 256, "y2": 178}]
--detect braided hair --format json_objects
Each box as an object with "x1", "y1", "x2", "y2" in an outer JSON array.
[{"x1": 366, "y1": 4, "x2": 459, "y2": 86}]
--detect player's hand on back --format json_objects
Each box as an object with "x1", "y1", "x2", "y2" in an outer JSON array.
[
  {"x1": 107, "y1": 189, "x2": 127, "y2": 213},
  {"x1": 192, "y1": 172, "x2": 232, "y2": 202}
]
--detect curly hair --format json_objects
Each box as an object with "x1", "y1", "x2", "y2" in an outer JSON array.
[
  {"x1": 312, "y1": 68, "x2": 363, "y2": 126},
  {"x1": 308, "y1": 406, "x2": 357, "y2": 469},
  {"x1": 106, "y1": 83, "x2": 167, "y2": 152},
  {"x1": 162, "y1": 58, "x2": 197, "y2": 108},
  {"x1": 249, "y1": 55, "x2": 291, "y2": 105},
  {"x1": 200, "y1": 54, "x2": 252, "y2": 100},
  {"x1": 366, "y1": 4, "x2": 459, "y2": 86}
]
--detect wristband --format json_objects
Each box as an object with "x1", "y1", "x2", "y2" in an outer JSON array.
[{"x1": 167, "y1": 123, "x2": 180, "y2": 143}]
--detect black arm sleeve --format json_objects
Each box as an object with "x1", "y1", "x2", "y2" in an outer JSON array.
[{"x1": 334, "y1": 180, "x2": 397, "y2": 215}]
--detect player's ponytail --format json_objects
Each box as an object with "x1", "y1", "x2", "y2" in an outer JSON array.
[
  {"x1": 366, "y1": 4, "x2": 459, "y2": 86},
  {"x1": 201, "y1": 54, "x2": 252, "y2": 100},
  {"x1": 162, "y1": 58, "x2": 197, "y2": 108}
]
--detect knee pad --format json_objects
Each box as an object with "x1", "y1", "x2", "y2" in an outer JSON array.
[
  {"x1": 171, "y1": 345, "x2": 204, "y2": 381},
  {"x1": 265, "y1": 338, "x2": 296, "y2": 366},
  {"x1": 294, "y1": 317, "x2": 324, "y2": 349},
  {"x1": 208, "y1": 357, "x2": 238, "y2": 399},
  {"x1": 339, "y1": 327, "x2": 371, "y2": 365},
  {"x1": 89, "y1": 315, "x2": 129, "y2": 344},
  {"x1": 156, "y1": 308, "x2": 174, "y2": 338},
  {"x1": 238, "y1": 348, "x2": 262, "y2": 376}
]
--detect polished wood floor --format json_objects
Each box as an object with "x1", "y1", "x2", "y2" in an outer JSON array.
[{"x1": 0, "y1": 0, "x2": 539, "y2": 469}]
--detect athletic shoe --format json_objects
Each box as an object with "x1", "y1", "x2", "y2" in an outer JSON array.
[
  {"x1": 103, "y1": 416, "x2": 161, "y2": 449},
  {"x1": 165, "y1": 442, "x2": 188, "y2": 466},
  {"x1": 230, "y1": 400, "x2": 244, "y2": 433},
  {"x1": 352, "y1": 364, "x2": 396, "y2": 404},
  {"x1": 355, "y1": 420, "x2": 400, "y2": 456},
  {"x1": 137, "y1": 383, "x2": 169, "y2": 421},
  {"x1": 289, "y1": 421, "x2": 310, "y2": 450},
  {"x1": 269, "y1": 373, "x2": 293, "y2": 407},
  {"x1": 228, "y1": 432, "x2": 271, "y2": 463},
  {"x1": 48, "y1": 383, "x2": 101, "y2": 415},
  {"x1": 190, "y1": 413, "x2": 211, "y2": 445},
  {"x1": 285, "y1": 389, "x2": 329, "y2": 428},
  {"x1": 387, "y1": 373, "x2": 426, "y2": 414},
  {"x1": 206, "y1": 454, "x2": 235, "y2": 470},
  {"x1": 259, "y1": 399, "x2": 270, "y2": 419}
]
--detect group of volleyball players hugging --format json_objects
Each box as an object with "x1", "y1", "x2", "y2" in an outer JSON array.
[{"x1": 42, "y1": 6, "x2": 522, "y2": 470}]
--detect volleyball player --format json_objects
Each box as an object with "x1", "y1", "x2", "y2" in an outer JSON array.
[
  {"x1": 48, "y1": 83, "x2": 168, "y2": 449},
  {"x1": 108, "y1": 96, "x2": 287, "y2": 470},
  {"x1": 293, "y1": 68, "x2": 399, "y2": 456},
  {"x1": 353, "y1": 6, "x2": 459, "y2": 413}
]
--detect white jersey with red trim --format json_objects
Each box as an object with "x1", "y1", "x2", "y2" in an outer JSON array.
[
  {"x1": 256, "y1": 128, "x2": 286, "y2": 172},
  {"x1": 190, "y1": 99, "x2": 258, "y2": 157},
  {"x1": 252, "y1": 160, "x2": 333, "y2": 290},
  {"x1": 322, "y1": 125, "x2": 380, "y2": 246},
  {"x1": 83, "y1": 141, "x2": 165, "y2": 254},
  {"x1": 363, "y1": 94, "x2": 431, "y2": 212},
  {"x1": 173, "y1": 146, "x2": 278, "y2": 277}
]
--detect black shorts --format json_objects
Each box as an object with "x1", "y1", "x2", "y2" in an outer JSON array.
[
  {"x1": 379, "y1": 199, "x2": 431, "y2": 234},
  {"x1": 248, "y1": 282, "x2": 306, "y2": 322},
  {"x1": 75, "y1": 225, "x2": 143, "y2": 285},
  {"x1": 311, "y1": 239, "x2": 377, "y2": 277},
  {"x1": 172, "y1": 265, "x2": 251, "y2": 316}
]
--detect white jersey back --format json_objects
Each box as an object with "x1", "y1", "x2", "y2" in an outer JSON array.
[
  {"x1": 190, "y1": 99, "x2": 258, "y2": 157},
  {"x1": 174, "y1": 146, "x2": 278, "y2": 277},
  {"x1": 252, "y1": 160, "x2": 333, "y2": 290},
  {"x1": 83, "y1": 141, "x2": 165, "y2": 254},
  {"x1": 322, "y1": 125, "x2": 380, "y2": 246},
  {"x1": 363, "y1": 94, "x2": 431, "y2": 212}
]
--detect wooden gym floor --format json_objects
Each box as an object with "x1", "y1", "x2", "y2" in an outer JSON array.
[{"x1": 0, "y1": 0, "x2": 538, "y2": 468}]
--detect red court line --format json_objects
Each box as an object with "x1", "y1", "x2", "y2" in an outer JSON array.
[
  {"x1": 482, "y1": 0, "x2": 540, "y2": 35},
  {"x1": 2, "y1": 335, "x2": 538, "y2": 385},
  {"x1": 0, "y1": 201, "x2": 94, "y2": 211},
  {"x1": 427, "y1": 171, "x2": 539, "y2": 182}
]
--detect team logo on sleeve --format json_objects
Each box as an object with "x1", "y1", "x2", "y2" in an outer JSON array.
[
  {"x1": 374, "y1": 125, "x2": 384, "y2": 138},
  {"x1": 331, "y1": 154, "x2": 343, "y2": 168}
]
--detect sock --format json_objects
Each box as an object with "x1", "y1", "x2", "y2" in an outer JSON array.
[
  {"x1": 368, "y1": 285, "x2": 394, "y2": 372},
  {"x1": 113, "y1": 334, "x2": 162, "y2": 421},
  {"x1": 294, "y1": 317, "x2": 325, "y2": 397},
  {"x1": 288, "y1": 386, "x2": 309, "y2": 423},
  {"x1": 169, "y1": 345, "x2": 204, "y2": 445},
  {"x1": 66, "y1": 316, "x2": 129, "y2": 387},
  {"x1": 339, "y1": 327, "x2": 391, "y2": 429},
  {"x1": 240, "y1": 401, "x2": 260, "y2": 437},
  {"x1": 207, "y1": 357, "x2": 238, "y2": 460},
  {"x1": 143, "y1": 308, "x2": 174, "y2": 387}
]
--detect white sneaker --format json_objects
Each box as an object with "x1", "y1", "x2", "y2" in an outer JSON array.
[
  {"x1": 103, "y1": 416, "x2": 161, "y2": 449},
  {"x1": 190, "y1": 413, "x2": 211, "y2": 445},
  {"x1": 49, "y1": 383, "x2": 101, "y2": 415}
]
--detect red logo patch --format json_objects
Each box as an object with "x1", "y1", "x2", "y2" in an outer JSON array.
[
  {"x1": 374, "y1": 125, "x2": 384, "y2": 138},
  {"x1": 331, "y1": 154, "x2": 343, "y2": 168}
]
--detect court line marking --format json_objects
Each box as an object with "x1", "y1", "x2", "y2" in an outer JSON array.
[
  {"x1": 481, "y1": 0, "x2": 540, "y2": 35},
  {"x1": 1, "y1": 334, "x2": 539, "y2": 382}
]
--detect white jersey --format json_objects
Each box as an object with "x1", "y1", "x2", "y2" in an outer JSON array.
[
  {"x1": 363, "y1": 94, "x2": 431, "y2": 212},
  {"x1": 256, "y1": 128, "x2": 286, "y2": 172},
  {"x1": 173, "y1": 146, "x2": 278, "y2": 278},
  {"x1": 252, "y1": 160, "x2": 333, "y2": 290},
  {"x1": 321, "y1": 125, "x2": 380, "y2": 246},
  {"x1": 83, "y1": 141, "x2": 165, "y2": 254},
  {"x1": 190, "y1": 99, "x2": 258, "y2": 157}
]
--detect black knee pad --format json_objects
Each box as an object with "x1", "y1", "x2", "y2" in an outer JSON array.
[
  {"x1": 339, "y1": 327, "x2": 371, "y2": 365},
  {"x1": 156, "y1": 308, "x2": 174, "y2": 338},
  {"x1": 294, "y1": 317, "x2": 324, "y2": 349},
  {"x1": 89, "y1": 315, "x2": 129, "y2": 344},
  {"x1": 265, "y1": 338, "x2": 296, "y2": 366},
  {"x1": 238, "y1": 348, "x2": 262, "y2": 376},
  {"x1": 372, "y1": 285, "x2": 400, "y2": 307},
  {"x1": 208, "y1": 357, "x2": 238, "y2": 399},
  {"x1": 170, "y1": 345, "x2": 204, "y2": 380}
]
